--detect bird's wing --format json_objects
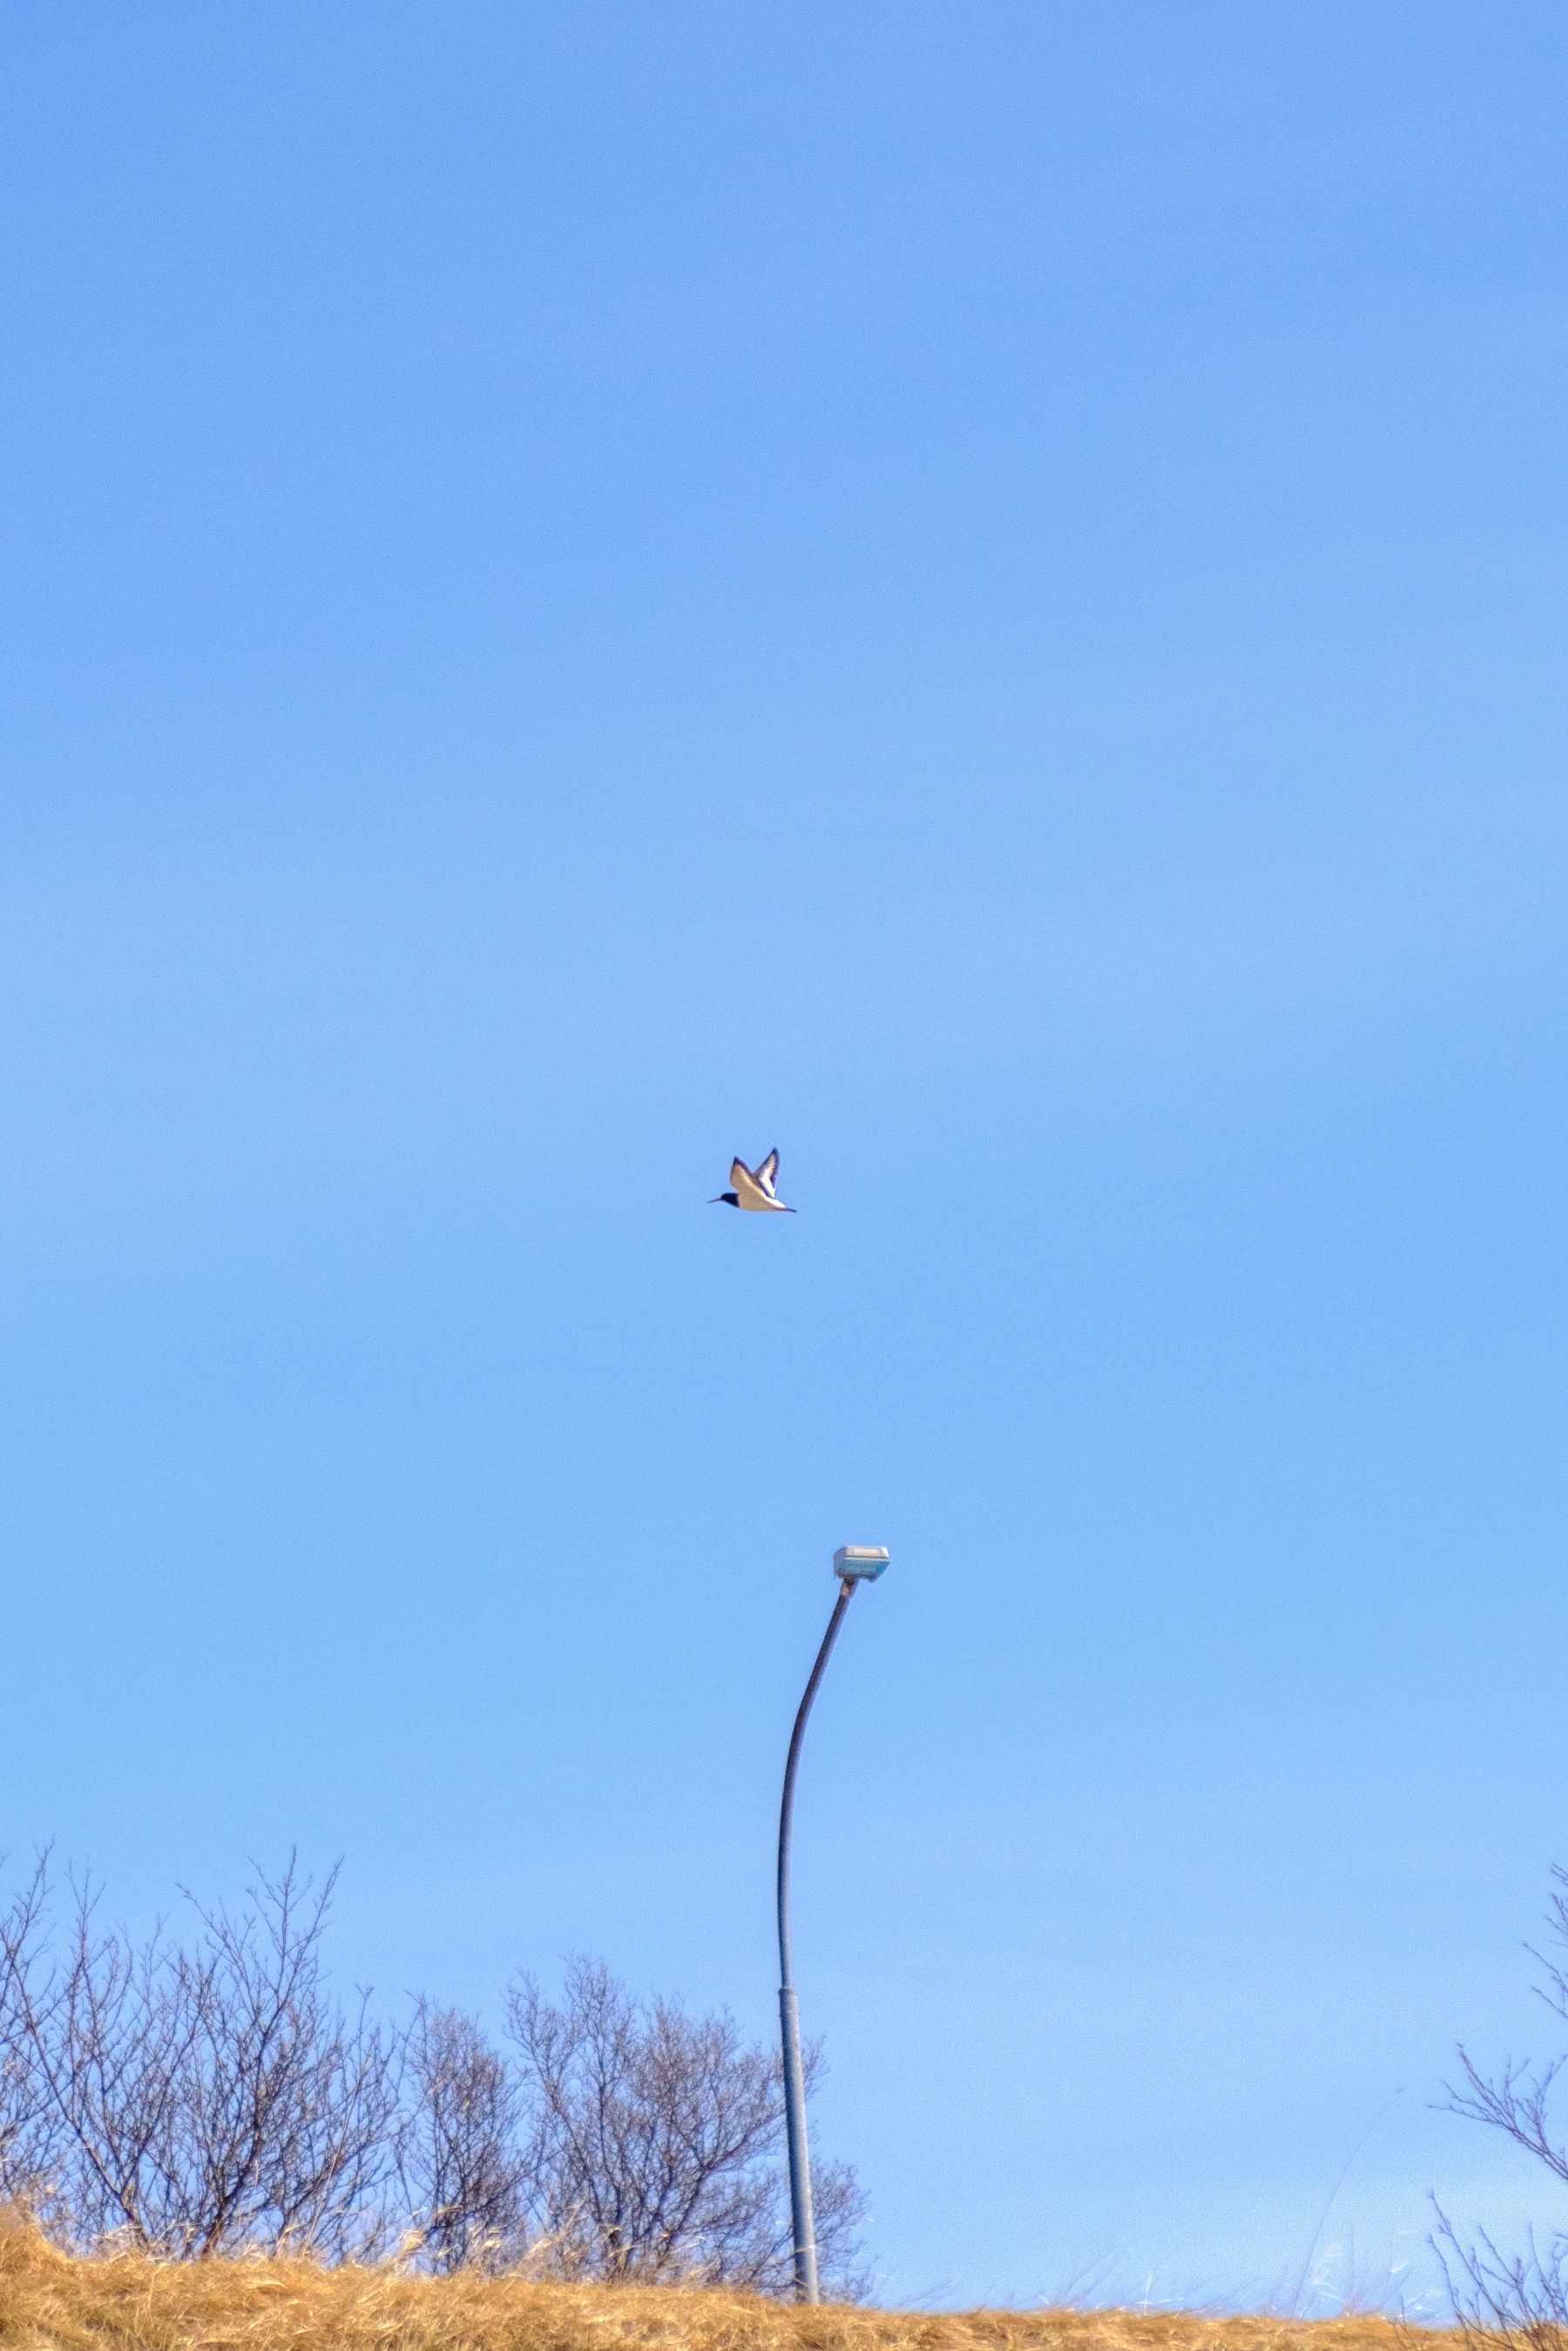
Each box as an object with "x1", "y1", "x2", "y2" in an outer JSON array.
[
  {"x1": 729, "y1": 1158, "x2": 751, "y2": 1192},
  {"x1": 731, "y1": 1161, "x2": 771, "y2": 1209},
  {"x1": 754, "y1": 1149, "x2": 780, "y2": 1197}
]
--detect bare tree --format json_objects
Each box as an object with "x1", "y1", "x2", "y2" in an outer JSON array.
[
  {"x1": 399, "y1": 2003, "x2": 533, "y2": 2271},
  {"x1": 0, "y1": 1856, "x2": 67, "y2": 2222},
  {"x1": 0, "y1": 1854, "x2": 402, "y2": 2256},
  {"x1": 1429, "y1": 2211, "x2": 1568, "y2": 2351},
  {"x1": 0, "y1": 1859, "x2": 873, "y2": 2296},
  {"x1": 1436, "y1": 1866, "x2": 1568, "y2": 2348},
  {"x1": 506, "y1": 1955, "x2": 868, "y2": 2295}
]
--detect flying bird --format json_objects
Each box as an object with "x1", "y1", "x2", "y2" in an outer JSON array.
[{"x1": 710, "y1": 1150, "x2": 796, "y2": 1213}]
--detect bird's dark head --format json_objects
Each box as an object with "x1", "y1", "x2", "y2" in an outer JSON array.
[{"x1": 709, "y1": 1192, "x2": 740, "y2": 1207}]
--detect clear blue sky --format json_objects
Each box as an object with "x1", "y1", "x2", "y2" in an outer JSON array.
[{"x1": 3, "y1": 1, "x2": 1566, "y2": 2311}]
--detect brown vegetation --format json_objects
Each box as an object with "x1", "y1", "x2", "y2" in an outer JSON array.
[{"x1": 0, "y1": 2216, "x2": 1436, "y2": 2351}]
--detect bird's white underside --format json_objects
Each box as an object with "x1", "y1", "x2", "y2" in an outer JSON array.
[
  {"x1": 733, "y1": 1168, "x2": 788, "y2": 1210},
  {"x1": 727, "y1": 1153, "x2": 791, "y2": 1210}
]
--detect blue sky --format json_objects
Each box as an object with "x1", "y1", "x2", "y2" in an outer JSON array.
[{"x1": 3, "y1": 0, "x2": 1566, "y2": 2309}]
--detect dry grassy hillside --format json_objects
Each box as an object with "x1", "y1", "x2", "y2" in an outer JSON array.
[{"x1": 0, "y1": 2220, "x2": 1437, "y2": 2351}]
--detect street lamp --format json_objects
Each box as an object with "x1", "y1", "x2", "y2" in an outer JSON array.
[{"x1": 776, "y1": 1544, "x2": 890, "y2": 2303}]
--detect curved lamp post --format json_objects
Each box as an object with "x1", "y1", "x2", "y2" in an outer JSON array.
[{"x1": 776, "y1": 1544, "x2": 889, "y2": 2304}]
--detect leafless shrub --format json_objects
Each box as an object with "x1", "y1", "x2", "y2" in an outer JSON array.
[
  {"x1": 506, "y1": 1955, "x2": 868, "y2": 2295},
  {"x1": 0, "y1": 1858, "x2": 868, "y2": 2294},
  {"x1": 0, "y1": 1858, "x2": 67, "y2": 2224},
  {"x1": 399, "y1": 2003, "x2": 533, "y2": 2272},
  {"x1": 1429, "y1": 2208, "x2": 1568, "y2": 2351},
  {"x1": 0, "y1": 1853, "x2": 402, "y2": 2256},
  {"x1": 1436, "y1": 1866, "x2": 1568, "y2": 2350}
]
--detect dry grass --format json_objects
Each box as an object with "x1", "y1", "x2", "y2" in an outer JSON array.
[{"x1": 0, "y1": 2216, "x2": 1445, "y2": 2351}]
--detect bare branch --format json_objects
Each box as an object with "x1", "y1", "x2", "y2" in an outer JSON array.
[
  {"x1": 506, "y1": 1956, "x2": 868, "y2": 2294},
  {"x1": 1438, "y1": 1869, "x2": 1568, "y2": 2343},
  {"x1": 0, "y1": 1854, "x2": 401, "y2": 2255},
  {"x1": 399, "y1": 2003, "x2": 534, "y2": 2271},
  {"x1": 0, "y1": 1863, "x2": 870, "y2": 2295}
]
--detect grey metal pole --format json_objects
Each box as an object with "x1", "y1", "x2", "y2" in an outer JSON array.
[{"x1": 776, "y1": 1576, "x2": 856, "y2": 2305}]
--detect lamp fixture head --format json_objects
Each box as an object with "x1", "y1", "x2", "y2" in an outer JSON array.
[{"x1": 833, "y1": 1545, "x2": 889, "y2": 1583}]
